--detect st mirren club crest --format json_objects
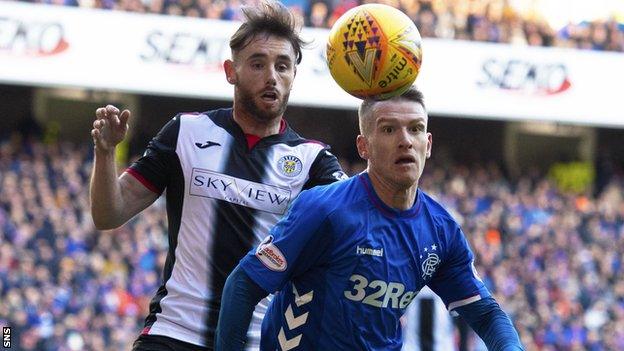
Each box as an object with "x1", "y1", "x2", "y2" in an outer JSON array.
[
  {"x1": 420, "y1": 244, "x2": 440, "y2": 280},
  {"x1": 278, "y1": 155, "x2": 303, "y2": 177}
]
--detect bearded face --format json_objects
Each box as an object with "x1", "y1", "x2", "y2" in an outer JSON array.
[
  {"x1": 227, "y1": 34, "x2": 297, "y2": 124},
  {"x1": 237, "y1": 80, "x2": 290, "y2": 122}
]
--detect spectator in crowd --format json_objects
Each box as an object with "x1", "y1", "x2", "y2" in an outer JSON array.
[
  {"x1": 25, "y1": 0, "x2": 623, "y2": 53},
  {"x1": 1, "y1": 132, "x2": 623, "y2": 350}
]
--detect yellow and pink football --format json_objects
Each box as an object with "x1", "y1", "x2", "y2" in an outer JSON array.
[{"x1": 326, "y1": 4, "x2": 423, "y2": 100}]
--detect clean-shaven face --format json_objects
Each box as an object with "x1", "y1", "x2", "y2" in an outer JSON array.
[{"x1": 359, "y1": 100, "x2": 432, "y2": 188}]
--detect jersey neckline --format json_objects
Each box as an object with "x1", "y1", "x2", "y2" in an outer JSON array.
[
  {"x1": 358, "y1": 172, "x2": 422, "y2": 219},
  {"x1": 218, "y1": 108, "x2": 290, "y2": 150}
]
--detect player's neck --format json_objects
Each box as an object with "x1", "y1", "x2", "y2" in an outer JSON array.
[
  {"x1": 367, "y1": 171, "x2": 418, "y2": 211},
  {"x1": 232, "y1": 106, "x2": 282, "y2": 138}
]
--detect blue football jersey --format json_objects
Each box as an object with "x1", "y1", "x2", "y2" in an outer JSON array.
[{"x1": 240, "y1": 173, "x2": 490, "y2": 351}]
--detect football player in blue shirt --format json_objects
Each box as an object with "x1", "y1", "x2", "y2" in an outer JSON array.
[{"x1": 215, "y1": 87, "x2": 524, "y2": 351}]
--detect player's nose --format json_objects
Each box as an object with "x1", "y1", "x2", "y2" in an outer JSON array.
[
  {"x1": 265, "y1": 66, "x2": 277, "y2": 86},
  {"x1": 397, "y1": 128, "x2": 413, "y2": 149}
]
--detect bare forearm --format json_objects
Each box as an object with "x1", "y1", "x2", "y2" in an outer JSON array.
[{"x1": 90, "y1": 147, "x2": 126, "y2": 229}]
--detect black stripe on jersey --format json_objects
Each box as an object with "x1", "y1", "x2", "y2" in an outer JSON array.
[
  {"x1": 304, "y1": 147, "x2": 345, "y2": 189},
  {"x1": 201, "y1": 110, "x2": 343, "y2": 348},
  {"x1": 418, "y1": 298, "x2": 435, "y2": 351},
  {"x1": 203, "y1": 110, "x2": 272, "y2": 348},
  {"x1": 133, "y1": 116, "x2": 185, "y2": 330}
]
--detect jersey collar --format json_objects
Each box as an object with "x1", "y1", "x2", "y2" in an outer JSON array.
[{"x1": 358, "y1": 172, "x2": 422, "y2": 218}]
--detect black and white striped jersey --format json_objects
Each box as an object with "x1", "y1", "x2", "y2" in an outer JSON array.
[
  {"x1": 126, "y1": 108, "x2": 345, "y2": 349},
  {"x1": 401, "y1": 286, "x2": 457, "y2": 351}
]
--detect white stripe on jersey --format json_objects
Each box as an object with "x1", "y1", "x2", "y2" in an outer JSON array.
[
  {"x1": 147, "y1": 113, "x2": 328, "y2": 348},
  {"x1": 149, "y1": 114, "x2": 232, "y2": 345},
  {"x1": 401, "y1": 286, "x2": 456, "y2": 351}
]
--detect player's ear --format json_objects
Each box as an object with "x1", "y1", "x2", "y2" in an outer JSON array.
[
  {"x1": 356, "y1": 134, "x2": 369, "y2": 160},
  {"x1": 224, "y1": 59, "x2": 237, "y2": 85},
  {"x1": 426, "y1": 132, "x2": 432, "y2": 159}
]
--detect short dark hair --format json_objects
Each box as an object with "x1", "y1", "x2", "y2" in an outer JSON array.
[
  {"x1": 358, "y1": 86, "x2": 426, "y2": 135},
  {"x1": 229, "y1": 0, "x2": 305, "y2": 64}
]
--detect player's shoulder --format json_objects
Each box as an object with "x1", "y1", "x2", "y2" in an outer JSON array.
[
  {"x1": 175, "y1": 108, "x2": 230, "y2": 123},
  {"x1": 419, "y1": 190, "x2": 460, "y2": 227},
  {"x1": 295, "y1": 175, "x2": 363, "y2": 212},
  {"x1": 274, "y1": 124, "x2": 331, "y2": 151}
]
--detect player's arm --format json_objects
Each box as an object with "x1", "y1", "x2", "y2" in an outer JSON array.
[
  {"x1": 215, "y1": 265, "x2": 269, "y2": 351},
  {"x1": 428, "y1": 220, "x2": 524, "y2": 350},
  {"x1": 90, "y1": 106, "x2": 176, "y2": 229},
  {"x1": 216, "y1": 189, "x2": 332, "y2": 349},
  {"x1": 454, "y1": 297, "x2": 523, "y2": 351},
  {"x1": 90, "y1": 149, "x2": 159, "y2": 229},
  {"x1": 304, "y1": 147, "x2": 347, "y2": 189},
  {"x1": 90, "y1": 105, "x2": 157, "y2": 229}
]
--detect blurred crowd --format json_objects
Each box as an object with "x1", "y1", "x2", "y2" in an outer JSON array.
[
  {"x1": 20, "y1": 0, "x2": 624, "y2": 52},
  {"x1": 0, "y1": 137, "x2": 168, "y2": 350},
  {"x1": 419, "y1": 161, "x2": 624, "y2": 351},
  {"x1": 1, "y1": 136, "x2": 623, "y2": 350}
]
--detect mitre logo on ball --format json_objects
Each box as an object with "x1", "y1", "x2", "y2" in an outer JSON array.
[{"x1": 326, "y1": 4, "x2": 423, "y2": 100}]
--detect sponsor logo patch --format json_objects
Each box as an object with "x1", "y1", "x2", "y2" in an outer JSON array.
[
  {"x1": 255, "y1": 236, "x2": 287, "y2": 271},
  {"x1": 190, "y1": 168, "x2": 291, "y2": 214},
  {"x1": 277, "y1": 155, "x2": 303, "y2": 177}
]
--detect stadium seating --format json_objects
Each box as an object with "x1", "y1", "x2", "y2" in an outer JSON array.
[
  {"x1": 19, "y1": 0, "x2": 624, "y2": 52},
  {"x1": 1, "y1": 136, "x2": 623, "y2": 350}
]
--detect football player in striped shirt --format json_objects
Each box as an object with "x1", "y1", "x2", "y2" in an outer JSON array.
[
  {"x1": 89, "y1": 1, "x2": 345, "y2": 350},
  {"x1": 215, "y1": 87, "x2": 523, "y2": 351},
  {"x1": 401, "y1": 286, "x2": 457, "y2": 351}
]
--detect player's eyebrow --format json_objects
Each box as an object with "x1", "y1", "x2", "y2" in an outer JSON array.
[
  {"x1": 247, "y1": 53, "x2": 293, "y2": 63},
  {"x1": 375, "y1": 116, "x2": 426, "y2": 125}
]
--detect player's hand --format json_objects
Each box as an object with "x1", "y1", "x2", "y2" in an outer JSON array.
[{"x1": 91, "y1": 105, "x2": 131, "y2": 152}]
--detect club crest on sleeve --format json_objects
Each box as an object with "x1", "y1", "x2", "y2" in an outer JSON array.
[
  {"x1": 256, "y1": 235, "x2": 287, "y2": 271},
  {"x1": 277, "y1": 155, "x2": 303, "y2": 177}
]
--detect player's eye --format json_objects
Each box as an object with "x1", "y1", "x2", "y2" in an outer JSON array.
[
  {"x1": 276, "y1": 63, "x2": 290, "y2": 72},
  {"x1": 410, "y1": 125, "x2": 423, "y2": 133},
  {"x1": 381, "y1": 126, "x2": 393, "y2": 133}
]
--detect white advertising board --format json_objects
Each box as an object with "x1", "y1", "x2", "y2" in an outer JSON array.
[{"x1": 1, "y1": 1, "x2": 623, "y2": 127}]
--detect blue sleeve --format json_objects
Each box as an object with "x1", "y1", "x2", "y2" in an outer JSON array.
[
  {"x1": 455, "y1": 297, "x2": 524, "y2": 351},
  {"x1": 428, "y1": 221, "x2": 490, "y2": 309},
  {"x1": 215, "y1": 265, "x2": 269, "y2": 351},
  {"x1": 239, "y1": 189, "x2": 332, "y2": 293}
]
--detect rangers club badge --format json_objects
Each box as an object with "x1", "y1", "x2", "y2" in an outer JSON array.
[
  {"x1": 278, "y1": 155, "x2": 303, "y2": 177},
  {"x1": 420, "y1": 244, "x2": 440, "y2": 280}
]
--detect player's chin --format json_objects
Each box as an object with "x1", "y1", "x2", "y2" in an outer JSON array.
[
  {"x1": 261, "y1": 99, "x2": 287, "y2": 115},
  {"x1": 392, "y1": 169, "x2": 419, "y2": 187}
]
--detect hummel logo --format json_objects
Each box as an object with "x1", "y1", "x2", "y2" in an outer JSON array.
[
  {"x1": 356, "y1": 245, "x2": 384, "y2": 257},
  {"x1": 195, "y1": 141, "x2": 221, "y2": 149}
]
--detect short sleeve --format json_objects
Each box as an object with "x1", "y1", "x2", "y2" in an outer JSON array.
[
  {"x1": 127, "y1": 116, "x2": 180, "y2": 194},
  {"x1": 240, "y1": 189, "x2": 332, "y2": 293},
  {"x1": 427, "y1": 222, "x2": 491, "y2": 311},
  {"x1": 303, "y1": 148, "x2": 347, "y2": 189}
]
